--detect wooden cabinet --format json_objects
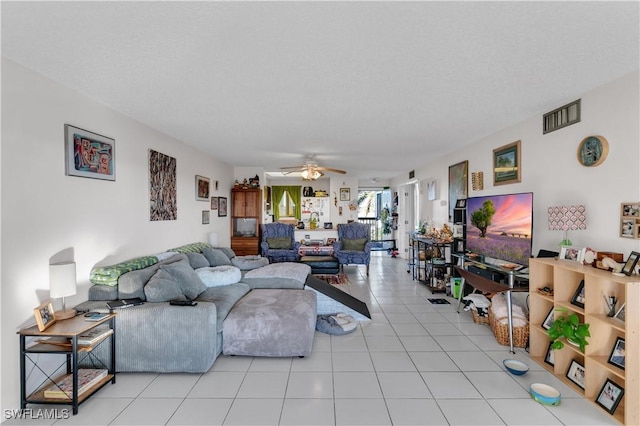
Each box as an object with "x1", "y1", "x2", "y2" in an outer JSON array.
[
  {"x1": 231, "y1": 188, "x2": 261, "y2": 255},
  {"x1": 529, "y1": 258, "x2": 639, "y2": 425}
]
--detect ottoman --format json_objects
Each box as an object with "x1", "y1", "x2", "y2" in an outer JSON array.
[
  {"x1": 300, "y1": 255, "x2": 340, "y2": 274},
  {"x1": 222, "y1": 289, "x2": 317, "y2": 357}
]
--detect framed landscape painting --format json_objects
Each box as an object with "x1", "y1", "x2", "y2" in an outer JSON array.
[{"x1": 493, "y1": 140, "x2": 521, "y2": 186}]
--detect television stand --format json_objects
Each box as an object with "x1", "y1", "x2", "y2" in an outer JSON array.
[{"x1": 453, "y1": 254, "x2": 529, "y2": 352}]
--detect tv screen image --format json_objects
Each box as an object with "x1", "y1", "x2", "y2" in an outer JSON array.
[{"x1": 465, "y1": 192, "x2": 533, "y2": 266}]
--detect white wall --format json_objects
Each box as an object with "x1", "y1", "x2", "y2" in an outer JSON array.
[
  {"x1": 392, "y1": 71, "x2": 640, "y2": 259},
  {"x1": 1, "y1": 59, "x2": 234, "y2": 412}
]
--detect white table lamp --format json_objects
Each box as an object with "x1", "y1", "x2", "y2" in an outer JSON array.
[
  {"x1": 208, "y1": 231, "x2": 219, "y2": 247},
  {"x1": 49, "y1": 261, "x2": 77, "y2": 320}
]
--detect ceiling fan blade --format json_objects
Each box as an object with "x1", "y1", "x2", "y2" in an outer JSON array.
[
  {"x1": 317, "y1": 167, "x2": 346, "y2": 174},
  {"x1": 280, "y1": 166, "x2": 305, "y2": 170}
]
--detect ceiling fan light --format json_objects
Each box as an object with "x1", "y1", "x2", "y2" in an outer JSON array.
[{"x1": 301, "y1": 168, "x2": 321, "y2": 180}]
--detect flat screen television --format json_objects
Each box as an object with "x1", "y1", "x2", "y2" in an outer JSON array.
[{"x1": 465, "y1": 192, "x2": 534, "y2": 266}]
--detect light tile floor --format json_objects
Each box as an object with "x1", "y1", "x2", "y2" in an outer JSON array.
[{"x1": 7, "y1": 253, "x2": 617, "y2": 425}]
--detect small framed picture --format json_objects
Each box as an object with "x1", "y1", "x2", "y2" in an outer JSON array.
[
  {"x1": 620, "y1": 219, "x2": 635, "y2": 238},
  {"x1": 542, "y1": 308, "x2": 555, "y2": 330},
  {"x1": 596, "y1": 379, "x2": 624, "y2": 415},
  {"x1": 202, "y1": 210, "x2": 210, "y2": 225},
  {"x1": 544, "y1": 343, "x2": 555, "y2": 366},
  {"x1": 493, "y1": 140, "x2": 521, "y2": 186},
  {"x1": 326, "y1": 238, "x2": 337, "y2": 245},
  {"x1": 621, "y1": 203, "x2": 640, "y2": 217},
  {"x1": 218, "y1": 197, "x2": 227, "y2": 217},
  {"x1": 210, "y1": 197, "x2": 219, "y2": 210},
  {"x1": 614, "y1": 303, "x2": 626, "y2": 322},
  {"x1": 196, "y1": 175, "x2": 210, "y2": 201},
  {"x1": 559, "y1": 246, "x2": 586, "y2": 263},
  {"x1": 621, "y1": 251, "x2": 639, "y2": 276},
  {"x1": 340, "y1": 188, "x2": 350, "y2": 201},
  {"x1": 33, "y1": 301, "x2": 56, "y2": 331},
  {"x1": 608, "y1": 337, "x2": 625, "y2": 370},
  {"x1": 324, "y1": 222, "x2": 333, "y2": 229},
  {"x1": 570, "y1": 280, "x2": 586, "y2": 309},
  {"x1": 566, "y1": 360, "x2": 586, "y2": 389},
  {"x1": 455, "y1": 198, "x2": 467, "y2": 208}
]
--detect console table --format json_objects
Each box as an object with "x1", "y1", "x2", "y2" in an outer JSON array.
[{"x1": 453, "y1": 254, "x2": 529, "y2": 353}]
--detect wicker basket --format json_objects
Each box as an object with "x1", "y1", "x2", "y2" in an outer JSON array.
[
  {"x1": 471, "y1": 308, "x2": 490, "y2": 325},
  {"x1": 488, "y1": 309, "x2": 529, "y2": 348}
]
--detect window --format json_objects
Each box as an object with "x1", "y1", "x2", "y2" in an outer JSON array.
[{"x1": 278, "y1": 191, "x2": 297, "y2": 218}]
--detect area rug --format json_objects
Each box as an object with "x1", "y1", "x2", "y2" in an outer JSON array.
[{"x1": 314, "y1": 274, "x2": 351, "y2": 285}]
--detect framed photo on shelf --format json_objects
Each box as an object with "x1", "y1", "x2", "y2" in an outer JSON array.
[
  {"x1": 218, "y1": 197, "x2": 227, "y2": 217},
  {"x1": 455, "y1": 198, "x2": 467, "y2": 208},
  {"x1": 559, "y1": 246, "x2": 585, "y2": 263},
  {"x1": 614, "y1": 303, "x2": 625, "y2": 322},
  {"x1": 595, "y1": 379, "x2": 624, "y2": 415},
  {"x1": 493, "y1": 140, "x2": 521, "y2": 186},
  {"x1": 621, "y1": 251, "x2": 639, "y2": 276},
  {"x1": 544, "y1": 343, "x2": 555, "y2": 366},
  {"x1": 542, "y1": 308, "x2": 555, "y2": 330},
  {"x1": 33, "y1": 301, "x2": 56, "y2": 331},
  {"x1": 607, "y1": 337, "x2": 625, "y2": 370},
  {"x1": 566, "y1": 360, "x2": 586, "y2": 389},
  {"x1": 196, "y1": 175, "x2": 210, "y2": 201},
  {"x1": 64, "y1": 124, "x2": 116, "y2": 181},
  {"x1": 570, "y1": 280, "x2": 586, "y2": 309}
]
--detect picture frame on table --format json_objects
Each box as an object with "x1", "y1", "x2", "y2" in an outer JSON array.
[
  {"x1": 64, "y1": 124, "x2": 116, "y2": 181},
  {"x1": 566, "y1": 360, "x2": 586, "y2": 389},
  {"x1": 196, "y1": 175, "x2": 210, "y2": 201},
  {"x1": 559, "y1": 246, "x2": 586, "y2": 263},
  {"x1": 34, "y1": 301, "x2": 56, "y2": 332},
  {"x1": 542, "y1": 308, "x2": 555, "y2": 330},
  {"x1": 218, "y1": 197, "x2": 227, "y2": 217},
  {"x1": 493, "y1": 140, "x2": 521, "y2": 186},
  {"x1": 595, "y1": 379, "x2": 624, "y2": 415},
  {"x1": 621, "y1": 251, "x2": 639, "y2": 276},
  {"x1": 570, "y1": 280, "x2": 586, "y2": 309},
  {"x1": 607, "y1": 337, "x2": 625, "y2": 370},
  {"x1": 544, "y1": 343, "x2": 555, "y2": 366}
]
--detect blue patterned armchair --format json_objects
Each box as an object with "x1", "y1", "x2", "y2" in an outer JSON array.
[
  {"x1": 334, "y1": 222, "x2": 373, "y2": 275},
  {"x1": 260, "y1": 222, "x2": 300, "y2": 263}
]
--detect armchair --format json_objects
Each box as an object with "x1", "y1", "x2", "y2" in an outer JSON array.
[
  {"x1": 260, "y1": 222, "x2": 300, "y2": 263},
  {"x1": 334, "y1": 222, "x2": 373, "y2": 275}
]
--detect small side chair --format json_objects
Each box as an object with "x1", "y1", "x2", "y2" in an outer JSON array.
[
  {"x1": 260, "y1": 222, "x2": 300, "y2": 263},
  {"x1": 334, "y1": 222, "x2": 373, "y2": 275}
]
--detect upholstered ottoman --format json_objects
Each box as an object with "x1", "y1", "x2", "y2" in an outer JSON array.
[
  {"x1": 222, "y1": 289, "x2": 317, "y2": 357},
  {"x1": 300, "y1": 256, "x2": 340, "y2": 274}
]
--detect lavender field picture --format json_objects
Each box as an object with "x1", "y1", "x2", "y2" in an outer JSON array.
[{"x1": 466, "y1": 193, "x2": 533, "y2": 266}]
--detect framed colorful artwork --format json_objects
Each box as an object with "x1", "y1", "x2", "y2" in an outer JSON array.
[
  {"x1": 64, "y1": 124, "x2": 115, "y2": 181},
  {"x1": 196, "y1": 175, "x2": 210, "y2": 201}
]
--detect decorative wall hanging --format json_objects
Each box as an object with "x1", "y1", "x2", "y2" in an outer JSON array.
[
  {"x1": 196, "y1": 175, "x2": 210, "y2": 201},
  {"x1": 218, "y1": 197, "x2": 228, "y2": 217},
  {"x1": 211, "y1": 197, "x2": 219, "y2": 210},
  {"x1": 543, "y1": 99, "x2": 580, "y2": 134},
  {"x1": 493, "y1": 140, "x2": 521, "y2": 186},
  {"x1": 448, "y1": 161, "x2": 468, "y2": 221},
  {"x1": 471, "y1": 172, "x2": 484, "y2": 191},
  {"x1": 64, "y1": 124, "x2": 115, "y2": 181},
  {"x1": 427, "y1": 180, "x2": 437, "y2": 201},
  {"x1": 149, "y1": 149, "x2": 177, "y2": 221},
  {"x1": 202, "y1": 210, "x2": 210, "y2": 225},
  {"x1": 577, "y1": 135, "x2": 609, "y2": 167}
]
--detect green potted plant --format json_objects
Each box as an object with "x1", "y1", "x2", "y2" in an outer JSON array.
[{"x1": 547, "y1": 307, "x2": 590, "y2": 352}]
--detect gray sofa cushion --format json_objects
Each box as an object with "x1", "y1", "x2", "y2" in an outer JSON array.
[
  {"x1": 144, "y1": 269, "x2": 187, "y2": 302},
  {"x1": 115, "y1": 253, "x2": 189, "y2": 301},
  {"x1": 88, "y1": 284, "x2": 118, "y2": 301},
  {"x1": 160, "y1": 259, "x2": 207, "y2": 300},
  {"x1": 196, "y1": 283, "x2": 250, "y2": 332},
  {"x1": 203, "y1": 248, "x2": 233, "y2": 266},
  {"x1": 186, "y1": 252, "x2": 210, "y2": 269},
  {"x1": 215, "y1": 247, "x2": 236, "y2": 260},
  {"x1": 239, "y1": 277, "x2": 305, "y2": 290}
]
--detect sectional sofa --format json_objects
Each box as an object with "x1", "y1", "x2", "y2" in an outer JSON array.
[{"x1": 75, "y1": 243, "x2": 317, "y2": 373}]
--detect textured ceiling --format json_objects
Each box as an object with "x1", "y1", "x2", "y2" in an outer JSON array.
[{"x1": 2, "y1": 1, "x2": 639, "y2": 180}]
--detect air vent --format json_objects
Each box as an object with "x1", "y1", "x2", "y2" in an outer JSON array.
[{"x1": 543, "y1": 99, "x2": 581, "y2": 134}]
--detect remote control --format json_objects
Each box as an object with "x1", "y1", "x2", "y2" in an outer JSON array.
[{"x1": 169, "y1": 300, "x2": 197, "y2": 306}]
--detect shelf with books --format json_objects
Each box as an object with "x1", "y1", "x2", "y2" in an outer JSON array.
[{"x1": 18, "y1": 313, "x2": 117, "y2": 415}]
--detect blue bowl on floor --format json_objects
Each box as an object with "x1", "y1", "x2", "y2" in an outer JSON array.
[
  {"x1": 530, "y1": 383, "x2": 561, "y2": 406},
  {"x1": 503, "y1": 359, "x2": 529, "y2": 375}
]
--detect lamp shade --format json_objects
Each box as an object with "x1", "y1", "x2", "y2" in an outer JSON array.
[
  {"x1": 208, "y1": 231, "x2": 219, "y2": 247},
  {"x1": 548, "y1": 205, "x2": 587, "y2": 231},
  {"x1": 49, "y1": 262, "x2": 77, "y2": 298}
]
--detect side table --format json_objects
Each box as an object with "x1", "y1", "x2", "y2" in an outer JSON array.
[{"x1": 18, "y1": 313, "x2": 116, "y2": 414}]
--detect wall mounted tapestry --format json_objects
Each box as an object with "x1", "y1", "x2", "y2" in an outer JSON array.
[{"x1": 149, "y1": 149, "x2": 177, "y2": 221}]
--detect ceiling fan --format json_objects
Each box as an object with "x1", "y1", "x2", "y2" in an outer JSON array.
[{"x1": 280, "y1": 158, "x2": 346, "y2": 181}]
